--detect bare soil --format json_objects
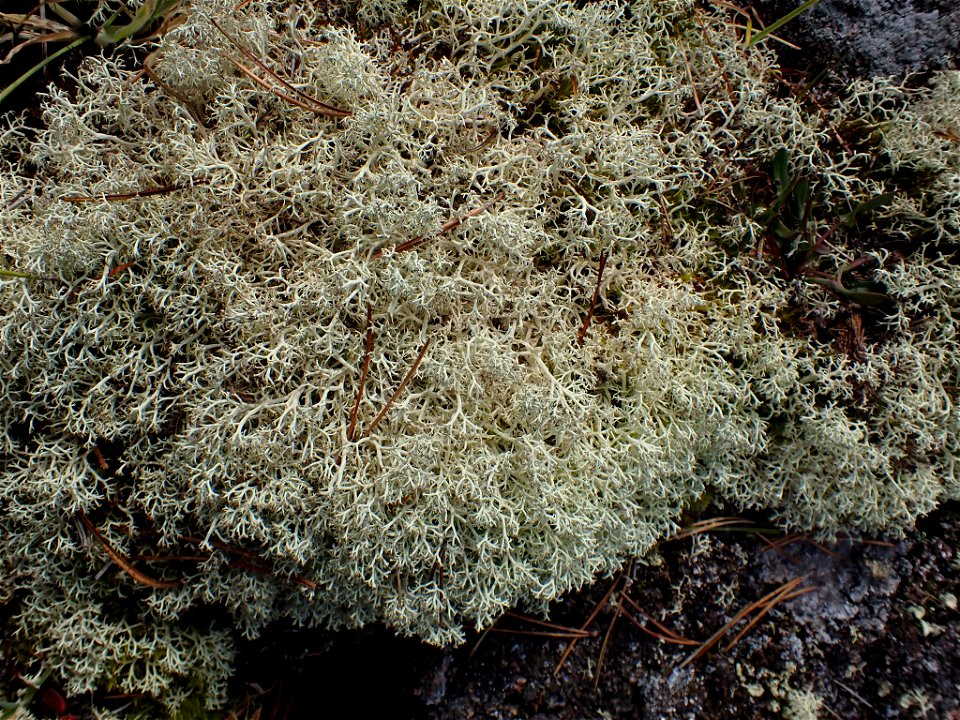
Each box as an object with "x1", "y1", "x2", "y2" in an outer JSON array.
[{"x1": 221, "y1": 508, "x2": 959, "y2": 720}]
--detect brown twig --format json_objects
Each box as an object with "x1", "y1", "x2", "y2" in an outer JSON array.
[
  {"x1": 347, "y1": 304, "x2": 373, "y2": 441},
  {"x1": 108, "y1": 261, "x2": 135, "y2": 278},
  {"x1": 577, "y1": 251, "x2": 608, "y2": 345},
  {"x1": 364, "y1": 338, "x2": 431, "y2": 437},
  {"x1": 372, "y1": 192, "x2": 506, "y2": 259},
  {"x1": 211, "y1": 18, "x2": 349, "y2": 118},
  {"x1": 130, "y1": 554, "x2": 210, "y2": 563},
  {"x1": 179, "y1": 535, "x2": 318, "y2": 590},
  {"x1": 91, "y1": 446, "x2": 109, "y2": 470},
  {"x1": 180, "y1": 535, "x2": 261, "y2": 561},
  {"x1": 79, "y1": 512, "x2": 180, "y2": 589},
  {"x1": 61, "y1": 183, "x2": 195, "y2": 202},
  {"x1": 463, "y1": 127, "x2": 500, "y2": 153}
]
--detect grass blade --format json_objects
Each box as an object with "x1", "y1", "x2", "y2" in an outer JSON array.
[
  {"x1": 0, "y1": 34, "x2": 88, "y2": 106},
  {"x1": 746, "y1": 0, "x2": 822, "y2": 48}
]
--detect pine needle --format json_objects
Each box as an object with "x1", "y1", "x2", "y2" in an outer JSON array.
[
  {"x1": 364, "y1": 338, "x2": 431, "y2": 437},
  {"x1": 79, "y1": 512, "x2": 180, "y2": 590}
]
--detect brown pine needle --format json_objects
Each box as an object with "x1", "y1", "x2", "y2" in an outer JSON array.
[
  {"x1": 722, "y1": 583, "x2": 815, "y2": 652},
  {"x1": 179, "y1": 535, "x2": 318, "y2": 590},
  {"x1": 502, "y1": 611, "x2": 595, "y2": 637},
  {"x1": 223, "y1": 55, "x2": 334, "y2": 115},
  {"x1": 670, "y1": 516, "x2": 749, "y2": 540},
  {"x1": 679, "y1": 576, "x2": 810, "y2": 668},
  {"x1": 347, "y1": 304, "x2": 373, "y2": 441},
  {"x1": 577, "y1": 251, "x2": 608, "y2": 345},
  {"x1": 621, "y1": 609, "x2": 699, "y2": 646},
  {"x1": 657, "y1": 195, "x2": 675, "y2": 244},
  {"x1": 364, "y1": 338, "x2": 431, "y2": 437},
  {"x1": 464, "y1": 127, "x2": 500, "y2": 153},
  {"x1": 373, "y1": 192, "x2": 506, "y2": 259},
  {"x1": 488, "y1": 627, "x2": 595, "y2": 640},
  {"x1": 620, "y1": 594, "x2": 698, "y2": 646},
  {"x1": 854, "y1": 538, "x2": 897, "y2": 548},
  {"x1": 79, "y1": 512, "x2": 180, "y2": 590},
  {"x1": 139, "y1": 62, "x2": 209, "y2": 131},
  {"x1": 211, "y1": 18, "x2": 349, "y2": 117},
  {"x1": 593, "y1": 598, "x2": 623, "y2": 688},
  {"x1": 804, "y1": 539, "x2": 844, "y2": 559},
  {"x1": 755, "y1": 531, "x2": 804, "y2": 565},
  {"x1": 680, "y1": 47, "x2": 702, "y2": 115},
  {"x1": 468, "y1": 625, "x2": 493, "y2": 659},
  {"x1": 228, "y1": 560, "x2": 319, "y2": 591},
  {"x1": 553, "y1": 566, "x2": 624, "y2": 676}
]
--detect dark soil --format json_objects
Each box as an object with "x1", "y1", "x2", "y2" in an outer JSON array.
[{"x1": 214, "y1": 508, "x2": 958, "y2": 720}]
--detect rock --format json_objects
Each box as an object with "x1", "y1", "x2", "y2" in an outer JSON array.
[{"x1": 752, "y1": 0, "x2": 960, "y2": 79}]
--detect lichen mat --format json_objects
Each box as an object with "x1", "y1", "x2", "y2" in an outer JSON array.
[{"x1": 1, "y1": 0, "x2": 957, "y2": 713}]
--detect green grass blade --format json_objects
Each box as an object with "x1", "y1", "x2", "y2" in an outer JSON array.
[
  {"x1": 0, "y1": 35, "x2": 89, "y2": 107},
  {"x1": 746, "y1": 0, "x2": 822, "y2": 48},
  {"x1": 0, "y1": 268, "x2": 45, "y2": 280}
]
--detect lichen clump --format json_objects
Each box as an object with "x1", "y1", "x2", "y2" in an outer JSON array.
[{"x1": 1, "y1": 0, "x2": 958, "y2": 711}]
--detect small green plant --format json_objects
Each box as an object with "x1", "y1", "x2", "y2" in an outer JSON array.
[
  {"x1": 0, "y1": 666, "x2": 52, "y2": 719},
  {"x1": 745, "y1": 0, "x2": 823, "y2": 48},
  {"x1": 754, "y1": 147, "x2": 893, "y2": 305}
]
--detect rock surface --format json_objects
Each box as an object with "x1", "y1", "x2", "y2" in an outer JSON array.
[{"x1": 753, "y1": 0, "x2": 960, "y2": 80}]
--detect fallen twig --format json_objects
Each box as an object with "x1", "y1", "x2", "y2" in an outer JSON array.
[
  {"x1": 364, "y1": 338, "x2": 431, "y2": 437},
  {"x1": 61, "y1": 182, "x2": 196, "y2": 203},
  {"x1": 373, "y1": 192, "x2": 505, "y2": 259},
  {"x1": 577, "y1": 251, "x2": 608, "y2": 345},
  {"x1": 79, "y1": 512, "x2": 180, "y2": 589},
  {"x1": 347, "y1": 304, "x2": 373, "y2": 441}
]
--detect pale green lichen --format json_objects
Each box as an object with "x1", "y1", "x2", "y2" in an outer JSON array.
[{"x1": 1, "y1": 0, "x2": 958, "y2": 711}]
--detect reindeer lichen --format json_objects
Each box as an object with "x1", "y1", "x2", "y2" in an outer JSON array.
[{"x1": 1, "y1": 0, "x2": 957, "y2": 712}]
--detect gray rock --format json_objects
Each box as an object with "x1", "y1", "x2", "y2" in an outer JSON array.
[{"x1": 752, "y1": 0, "x2": 960, "y2": 79}]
